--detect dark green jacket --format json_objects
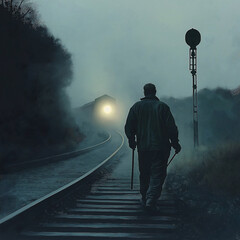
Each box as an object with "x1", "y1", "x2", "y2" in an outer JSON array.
[{"x1": 125, "y1": 95, "x2": 179, "y2": 151}]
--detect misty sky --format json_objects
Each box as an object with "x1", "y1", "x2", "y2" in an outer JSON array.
[{"x1": 31, "y1": 0, "x2": 240, "y2": 107}]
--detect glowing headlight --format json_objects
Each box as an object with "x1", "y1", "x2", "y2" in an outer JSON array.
[{"x1": 103, "y1": 105, "x2": 112, "y2": 114}]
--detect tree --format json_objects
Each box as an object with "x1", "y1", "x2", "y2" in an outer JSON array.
[
  {"x1": 0, "y1": 0, "x2": 37, "y2": 24},
  {"x1": 0, "y1": 0, "x2": 81, "y2": 167}
]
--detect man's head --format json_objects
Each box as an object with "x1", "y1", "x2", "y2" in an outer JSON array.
[{"x1": 144, "y1": 83, "x2": 156, "y2": 96}]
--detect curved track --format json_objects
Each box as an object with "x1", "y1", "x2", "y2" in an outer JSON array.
[
  {"x1": 0, "y1": 131, "x2": 123, "y2": 233},
  {"x1": 0, "y1": 131, "x2": 181, "y2": 240},
  {"x1": 5, "y1": 131, "x2": 111, "y2": 172}
]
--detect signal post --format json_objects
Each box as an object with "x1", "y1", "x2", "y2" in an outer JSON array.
[{"x1": 185, "y1": 29, "x2": 201, "y2": 147}]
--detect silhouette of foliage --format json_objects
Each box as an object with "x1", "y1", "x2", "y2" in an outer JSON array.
[
  {"x1": 164, "y1": 88, "x2": 240, "y2": 148},
  {"x1": 0, "y1": 2, "x2": 81, "y2": 166},
  {"x1": 0, "y1": 0, "x2": 37, "y2": 24},
  {"x1": 166, "y1": 143, "x2": 240, "y2": 240}
]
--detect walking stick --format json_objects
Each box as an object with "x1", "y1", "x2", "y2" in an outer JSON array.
[
  {"x1": 167, "y1": 153, "x2": 177, "y2": 166},
  {"x1": 131, "y1": 149, "x2": 135, "y2": 190}
]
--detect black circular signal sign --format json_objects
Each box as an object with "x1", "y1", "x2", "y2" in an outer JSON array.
[{"x1": 185, "y1": 28, "x2": 201, "y2": 49}]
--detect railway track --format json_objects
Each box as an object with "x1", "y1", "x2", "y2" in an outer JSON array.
[
  {"x1": 0, "y1": 131, "x2": 181, "y2": 240},
  {"x1": 5, "y1": 131, "x2": 111, "y2": 172}
]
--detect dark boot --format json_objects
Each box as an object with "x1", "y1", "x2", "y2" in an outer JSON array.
[
  {"x1": 139, "y1": 194, "x2": 146, "y2": 208},
  {"x1": 145, "y1": 198, "x2": 158, "y2": 212}
]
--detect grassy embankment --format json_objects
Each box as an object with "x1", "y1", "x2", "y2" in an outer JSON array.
[{"x1": 167, "y1": 143, "x2": 240, "y2": 240}]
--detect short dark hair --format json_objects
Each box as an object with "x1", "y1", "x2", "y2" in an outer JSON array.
[{"x1": 144, "y1": 83, "x2": 156, "y2": 96}]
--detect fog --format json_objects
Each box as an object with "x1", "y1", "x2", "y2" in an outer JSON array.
[
  {"x1": 1, "y1": 2, "x2": 240, "y2": 237},
  {"x1": 32, "y1": 0, "x2": 240, "y2": 110}
]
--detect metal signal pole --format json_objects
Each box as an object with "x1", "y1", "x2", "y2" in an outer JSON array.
[{"x1": 185, "y1": 29, "x2": 201, "y2": 147}]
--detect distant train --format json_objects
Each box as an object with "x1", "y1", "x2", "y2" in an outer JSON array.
[{"x1": 76, "y1": 95, "x2": 117, "y2": 124}]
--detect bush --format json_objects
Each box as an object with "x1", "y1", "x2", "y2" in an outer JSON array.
[
  {"x1": 166, "y1": 143, "x2": 240, "y2": 240},
  {"x1": 0, "y1": 1, "x2": 82, "y2": 166}
]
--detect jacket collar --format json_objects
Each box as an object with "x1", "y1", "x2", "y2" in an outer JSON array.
[{"x1": 140, "y1": 94, "x2": 159, "y2": 101}]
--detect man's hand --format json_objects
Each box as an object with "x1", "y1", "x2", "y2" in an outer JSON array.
[
  {"x1": 172, "y1": 142, "x2": 181, "y2": 154},
  {"x1": 129, "y1": 139, "x2": 137, "y2": 150}
]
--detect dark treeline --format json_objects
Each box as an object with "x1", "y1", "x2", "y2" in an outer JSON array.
[
  {"x1": 164, "y1": 88, "x2": 240, "y2": 148},
  {"x1": 0, "y1": 1, "x2": 82, "y2": 167},
  {"x1": 165, "y1": 88, "x2": 240, "y2": 240}
]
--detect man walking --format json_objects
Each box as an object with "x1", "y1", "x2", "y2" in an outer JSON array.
[{"x1": 125, "y1": 83, "x2": 181, "y2": 211}]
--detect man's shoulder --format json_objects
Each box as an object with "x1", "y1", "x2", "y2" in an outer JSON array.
[
  {"x1": 131, "y1": 99, "x2": 169, "y2": 108},
  {"x1": 158, "y1": 100, "x2": 170, "y2": 109},
  {"x1": 131, "y1": 101, "x2": 142, "y2": 108}
]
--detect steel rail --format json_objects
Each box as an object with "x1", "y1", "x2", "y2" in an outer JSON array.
[
  {"x1": 5, "y1": 131, "x2": 111, "y2": 171},
  {"x1": 0, "y1": 131, "x2": 124, "y2": 233}
]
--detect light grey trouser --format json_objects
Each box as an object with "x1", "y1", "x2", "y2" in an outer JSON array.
[{"x1": 138, "y1": 150, "x2": 170, "y2": 202}]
